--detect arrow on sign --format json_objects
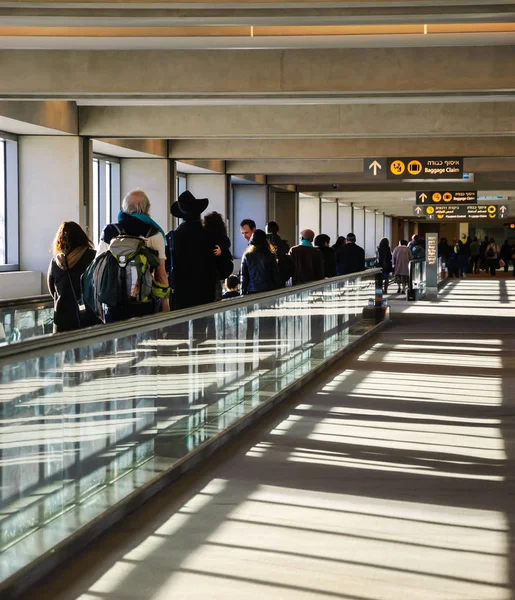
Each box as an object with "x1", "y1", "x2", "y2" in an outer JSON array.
[
  {"x1": 415, "y1": 206, "x2": 422, "y2": 215},
  {"x1": 419, "y1": 193, "x2": 428, "y2": 203},
  {"x1": 369, "y1": 160, "x2": 382, "y2": 176},
  {"x1": 501, "y1": 205, "x2": 507, "y2": 213}
]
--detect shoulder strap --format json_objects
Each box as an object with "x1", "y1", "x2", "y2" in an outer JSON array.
[{"x1": 64, "y1": 256, "x2": 82, "y2": 329}]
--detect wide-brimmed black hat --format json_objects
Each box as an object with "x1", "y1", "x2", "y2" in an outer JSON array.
[{"x1": 171, "y1": 190, "x2": 209, "y2": 219}]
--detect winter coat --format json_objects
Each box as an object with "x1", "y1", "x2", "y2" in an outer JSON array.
[
  {"x1": 337, "y1": 242, "x2": 366, "y2": 275},
  {"x1": 47, "y1": 248, "x2": 97, "y2": 332},
  {"x1": 392, "y1": 245, "x2": 413, "y2": 277},
  {"x1": 167, "y1": 220, "x2": 217, "y2": 309},
  {"x1": 376, "y1": 246, "x2": 393, "y2": 274},
  {"x1": 288, "y1": 244, "x2": 325, "y2": 285},
  {"x1": 317, "y1": 246, "x2": 337, "y2": 278},
  {"x1": 241, "y1": 249, "x2": 282, "y2": 294}
]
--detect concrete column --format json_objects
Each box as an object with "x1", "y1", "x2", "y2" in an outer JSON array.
[
  {"x1": 375, "y1": 212, "x2": 385, "y2": 248},
  {"x1": 384, "y1": 216, "x2": 392, "y2": 243},
  {"x1": 338, "y1": 204, "x2": 352, "y2": 239},
  {"x1": 353, "y1": 206, "x2": 365, "y2": 252},
  {"x1": 299, "y1": 195, "x2": 320, "y2": 239},
  {"x1": 269, "y1": 189, "x2": 297, "y2": 249},
  {"x1": 321, "y1": 199, "x2": 338, "y2": 244},
  {"x1": 187, "y1": 174, "x2": 228, "y2": 221},
  {"x1": 121, "y1": 158, "x2": 171, "y2": 234},
  {"x1": 365, "y1": 210, "x2": 376, "y2": 258},
  {"x1": 233, "y1": 184, "x2": 267, "y2": 259},
  {"x1": 19, "y1": 136, "x2": 84, "y2": 292},
  {"x1": 459, "y1": 222, "x2": 469, "y2": 240}
]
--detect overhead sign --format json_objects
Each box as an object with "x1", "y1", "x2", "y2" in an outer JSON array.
[
  {"x1": 416, "y1": 191, "x2": 477, "y2": 205},
  {"x1": 413, "y1": 204, "x2": 506, "y2": 220},
  {"x1": 364, "y1": 157, "x2": 463, "y2": 180}
]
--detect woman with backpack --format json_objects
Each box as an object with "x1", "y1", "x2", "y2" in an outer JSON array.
[
  {"x1": 486, "y1": 238, "x2": 500, "y2": 276},
  {"x1": 47, "y1": 221, "x2": 99, "y2": 333},
  {"x1": 241, "y1": 229, "x2": 281, "y2": 295},
  {"x1": 202, "y1": 211, "x2": 233, "y2": 300},
  {"x1": 375, "y1": 237, "x2": 393, "y2": 293}
]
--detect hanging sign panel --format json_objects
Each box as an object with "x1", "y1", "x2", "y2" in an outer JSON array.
[
  {"x1": 413, "y1": 204, "x2": 506, "y2": 220},
  {"x1": 416, "y1": 191, "x2": 477, "y2": 205},
  {"x1": 364, "y1": 157, "x2": 463, "y2": 180}
]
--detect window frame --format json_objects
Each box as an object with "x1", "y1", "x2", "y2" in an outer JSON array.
[
  {"x1": 0, "y1": 132, "x2": 19, "y2": 272},
  {"x1": 92, "y1": 153, "x2": 120, "y2": 246}
]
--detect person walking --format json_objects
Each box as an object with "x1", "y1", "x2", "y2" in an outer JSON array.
[
  {"x1": 392, "y1": 240, "x2": 413, "y2": 294},
  {"x1": 266, "y1": 221, "x2": 294, "y2": 285},
  {"x1": 314, "y1": 233, "x2": 337, "y2": 278},
  {"x1": 485, "y1": 238, "x2": 500, "y2": 276},
  {"x1": 332, "y1": 236, "x2": 347, "y2": 275},
  {"x1": 241, "y1": 229, "x2": 281, "y2": 294},
  {"x1": 500, "y1": 239, "x2": 512, "y2": 272},
  {"x1": 48, "y1": 221, "x2": 99, "y2": 332},
  {"x1": 338, "y1": 233, "x2": 366, "y2": 275},
  {"x1": 375, "y1": 237, "x2": 393, "y2": 293},
  {"x1": 203, "y1": 211, "x2": 233, "y2": 300},
  {"x1": 469, "y1": 237, "x2": 481, "y2": 274},
  {"x1": 288, "y1": 229, "x2": 325, "y2": 285}
]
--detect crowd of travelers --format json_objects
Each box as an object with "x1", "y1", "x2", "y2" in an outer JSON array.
[
  {"x1": 47, "y1": 189, "x2": 368, "y2": 333},
  {"x1": 438, "y1": 234, "x2": 513, "y2": 278}
]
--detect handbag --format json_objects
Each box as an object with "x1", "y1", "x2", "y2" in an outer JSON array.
[
  {"x1": 499, "y1": 259, "x2": 506, "y2": 268},
  {"x1": 65, "y1": 257, "x2": 102, "y2": 329}
]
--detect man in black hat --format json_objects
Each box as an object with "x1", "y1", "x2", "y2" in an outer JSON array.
[{"x1": 167, "y1": 190, "x2": 218, "y2": 310}]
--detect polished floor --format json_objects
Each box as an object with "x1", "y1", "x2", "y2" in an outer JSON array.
[{"x1": 19, "y1": 278, "x2": 515, "y2": 600}]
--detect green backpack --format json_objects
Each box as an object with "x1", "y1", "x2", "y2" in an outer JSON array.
[{"x1": 82, "y1": 231, "x2": 161, "y2": 319}]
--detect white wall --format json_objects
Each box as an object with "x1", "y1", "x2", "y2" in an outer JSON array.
[
  {"x1": 375, "y1": 212, "x2": 384, "y2": 246},
  {"x1": 365, "y1": 210, "x2": 376, "y2": 257},
  {"x1": 298, "y1": 196, "x2": 320, "y2": 238},
  {"x1": 19, "y1": 136, "x2": 83, "y2": 292},
  {"x1": 187, "y1": 174, "x2": 227, "y2": 219},
  {"x1": 321, "y1": 200, "x2": 338, "y2": 244},
  {"x1": 121, "y1": 158, "x2": 170, "y2": 233},
  {"x1": 384, "y1": 215, "x2": 392, "y2": 242},
  {"x1": 0, "y1": 271, "x2": 41, "y2": 299},
  {"x1": 233, "y1": 184, "x2": 267, "y2": 258},
  {"x1": 353, "y1": 207, "x2": 365, "y2": 250},
  {"x1": 338, "y1": 204, "x2": 352, "y2": 239}
]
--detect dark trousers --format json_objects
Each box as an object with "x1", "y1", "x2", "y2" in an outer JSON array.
[
  {"x1": 470, "y1": 255, "x2": 480, "y2": 273},
  {"x1": 487, "y1": 260, "x2": 497, "y2": 276}
]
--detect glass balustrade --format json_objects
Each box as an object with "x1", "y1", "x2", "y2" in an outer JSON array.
[{"x1": 0, "y1": 270, "x2": 381, "y2": 589}]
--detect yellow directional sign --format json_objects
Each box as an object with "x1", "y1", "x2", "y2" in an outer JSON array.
[
  {"x1": 426, "y1": 206, "x2": 435, "y2": 215},
  {"x1": 488, "y1": 205, "x2": 497, "y2": 214},
  {"x1": 390, "y1": 160, "x2": 405, "y2": 176},
  {"x1": 432, "y1": 193, "x2": 442, "y2": 202},
  {"x1": 407, "y1": 160, "x2": 423, "y2": 176},
  {"x1": 443, "y1": 192, "x2": 453, "y2": 202}
]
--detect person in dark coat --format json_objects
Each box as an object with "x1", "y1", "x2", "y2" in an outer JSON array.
[
  {"x1": 500, "y1": 239, "x2": 512, "y2": 272},
  {"x1": 375, "y1": 237, "x2": 393, "y2": 293},
  {"x1": 168, "y1": 191, "x2": 217, "y2": 310},
  {"x1": 203, "y1": 211, "x2": 234, "y2": 299},
  {"x1": 266, "y1": 221, "x2": 293, "y2": 285},
  {"x1": 288, "y1": 229, "x2": 325, "y2": 285},
  {"x1": 338, "y1": 232, "x2": 365, "y2": 275},
  {"x1": 332, "y1": 236, "x2": 347, "y2": 275},
  {"x1": 47, "y1": 221, "x2": 98, "y2": 333},
  {"x1": 241, "y1": 229, "x2": 281, "y2": 294},
  {"x1": 314, "y1": 234, "x2": 337, "y2": 278}
]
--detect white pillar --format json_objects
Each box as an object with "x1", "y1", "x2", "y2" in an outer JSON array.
[
  {"x1": 375, "y1": 212, "x2": 384, "y2": 246},
  {"x1": 353, "y1": 206, "x2": 365, "y2": 250},
  {"x1": 365, "y1": 210, "x2": 376, "y2": 258},
  {"x1": 298, "y1": 195, "x2": 320, "y2": 239},
  {"x1": 233, "y1": 184, "x2": 267, "y2": 259},
  {"x1": 320, "y1": 199, "x2": 338, "y2": 244},
  {"x1": 384, "y1": 215, "x2": 392, "y2": 241},
  {"x1": 121, "y1": 158, "x2": 171, "y2": 233},
  {"x1": 19, "y1": 136, "x2": 84, "y2": 292},
  {"x1": 187, "y1": 174, "x2": 228, "y2": 219},
  {"x1": 338, "y1": 204, "x2": 352, "y2": 238}
]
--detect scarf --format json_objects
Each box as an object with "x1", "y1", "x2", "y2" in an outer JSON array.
[
  {"x1": 55, "y1": 246, "x2": 88, "y2": 271},
  {"x1": 117, "y1": 210, "x2": 167, "y2": 246},
  {"x1": 301, "y1": 239, "x2": 313, "y2": 247}
]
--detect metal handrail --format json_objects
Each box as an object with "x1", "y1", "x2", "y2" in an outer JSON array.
[
  {"x1": 0, "y1": 268, "x2": 381, "y2": 365},
  {"x1": 0, "y1": 294, "x2": 52, "y2": 311}
]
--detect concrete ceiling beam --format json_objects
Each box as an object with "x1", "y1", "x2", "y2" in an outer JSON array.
[
  {"x1": 80, "y1": 102, "x2": 515, "y2": 138},
  {"x1": 1, "y1": 46, "x2": 514, "y2": 96},
  {"x1": 169, "y1": 137, "x2": 515, "y2": 159}
]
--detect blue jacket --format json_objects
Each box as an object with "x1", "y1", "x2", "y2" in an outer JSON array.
[{"x1": 241, "y1": 250, "x2": 281, "y2": 294}]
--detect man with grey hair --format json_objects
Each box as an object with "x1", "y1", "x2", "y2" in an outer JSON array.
[
  {"x1": 288, "y1": 228, "x2": 324, "y2": 285},
  {"x1": 97, "y1": 189, "x2": 170, "y2": 321}
]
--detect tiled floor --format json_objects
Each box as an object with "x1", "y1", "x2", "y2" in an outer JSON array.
[{"x1": 19, "y1": 279, "x2": 515, "y2": 600}]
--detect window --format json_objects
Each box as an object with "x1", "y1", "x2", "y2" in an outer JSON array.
[
  {"x1": 0, "y1": 133, "x2": 19, "y2": 270},
  {"x1": 92, "y1": 155, "x2": 120, "y2": 246}
]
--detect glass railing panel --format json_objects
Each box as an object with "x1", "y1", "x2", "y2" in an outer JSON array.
[{"x1": 0, "y1": 270, "x2": 381, "y2": 588}]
